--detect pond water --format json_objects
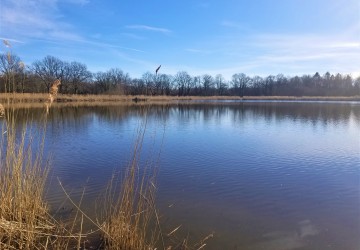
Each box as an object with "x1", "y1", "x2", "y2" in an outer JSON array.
[{"x1": 4, "y1": 101, "x2": 360, "y2": 249}]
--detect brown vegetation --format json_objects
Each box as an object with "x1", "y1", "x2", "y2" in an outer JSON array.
[
  {"x1": 0, "y1": 93, "x2": 359, "y2": 105},
  {"x1": 101, "y1": 122, "x2": 161, "y2": 249},
  {"x1": 0, "y1": 109, "x2": 74, "y2": 249},
  {"x1": 0, "y1": 103, "x2": 4, "y2": 117},
  {"x1": 48, "y1": 79, "x2": 61, "y2": 103}
]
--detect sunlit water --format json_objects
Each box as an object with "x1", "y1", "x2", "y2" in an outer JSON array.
[{"x1": 2, "y1": 101, "x2": 359, "y2": 249}]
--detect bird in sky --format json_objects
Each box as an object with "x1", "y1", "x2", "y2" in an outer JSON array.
[
  {"x1": 3, "y1": 40, "x2": 11, "y2": 48},
  {"x1": 155, "y1": 65, "x2": 161, "y2": 75}
]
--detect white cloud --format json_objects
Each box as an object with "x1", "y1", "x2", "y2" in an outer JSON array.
[
  {"x1": 125, "y1": 25, "x2": 172, "y2": 34},
  {"x1": 1, "y1": 0, "x2": 89, "y2": 38},
  {"x1": 0, "y1": 0, "x2": 144, "y2": 55},
  {"x1": 250, "y1": 33, "x2": 360, "y2": 67},
  {"x1": 121, "y1": 33, "x2": 146, "y2": 40},
  {"x1": 184, "y1": 48, "x2": 211, "y2": 54},
  {"x1": 205, "y1": 31, "x2": 360, "y2": 77},
  {"x1": 0, "y1": 37, "x2": 24, "y2": 44},
  {"x1": 64, "y1": 0, "x2": 90, "y2": 5},
  {"x1": 48, "y1": 31, "x2": 84, "y2": 42},
  {"x1": 221, "y1": 20, "x2": 247, "y2": 30},
  {"x1": 1, "y1": 0, "x2": 68, "y2": 41}
]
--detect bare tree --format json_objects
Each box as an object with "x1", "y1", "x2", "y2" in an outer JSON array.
[
  {"x1": 215, "y1": 74, "x2": 228, "y2": 95},
  {"x1": 142, "y1": 72, "x2": 155, "y2": 95},
  {"x1": 202, "y1": 74, "x2": 214, "y2": 95},
  {"x1": 264, "y1": 75, "x2": 275, "y2": 95},
  {"x1": 251, "y1": 76, "x2": 264, "y2": 95},
  {"x1": 174, "y1": 71, "x2": 192, "y2": 96},
  {"x1": 32, "y1": 56, "x2": 65, "y2": 92},
  {"x1": 130, "y1": 78, "x2": 146, "y2": 95},
  {"x1": 158, "y1": 74, "x2": 173, "y2": 95},
  {"x1": 108, "y1": 68, "x2": 130, "y2": 95},
  {"x1": 0, "y1": 53, "x2": 22, "y2": 92},
  {"x1": 66, "y1": 62, "x2": 92, "y2": 94},
  {"x1": 231, "y1": 73, "x2": 250, "y2": 97}
]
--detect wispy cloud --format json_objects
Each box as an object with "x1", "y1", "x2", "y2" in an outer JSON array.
[
  {"x1": 177, "y1": 30, "x2": 360, "y2": 79},
  {"x1": 125, "y1": 25, "x2": 172, "y2": 34},
  {"x1": 0, "y1": 0, "x2": 144, "y2": 54},
  {"x1": 1, "y1": 0, "x2": 71, "y2": 40},
  {"x1": 197, "y1": 2, "x2": 210, "y2": 8},
  {"x1": 64, "y1": 0, "x2": 90, "y2": 5},
  {"x1": 249, "y1": 33, "x2": 360, "y2": 65},
  {"x1": 48, "y1": 31, "x2": 84, "y2": 42},
  {"x1": 0, "y1": 37, "x2": 24, "y2": 44},
  {"x1": 121, "y1": 33, "x2": 146, "y2": 40},
  {"x1": 184, "y1": 48, "x2": 211, "y2": 54},
  {"x1": 102, "y1": 30, "x2": 360, "y2": 79},
  {"x1": 221, "y1": 20, "x2": 247, "y2": 30}
]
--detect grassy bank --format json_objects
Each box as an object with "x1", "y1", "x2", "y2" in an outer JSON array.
[{"x1": 1, "y1": 93, "x2": 359, "y2": 104}]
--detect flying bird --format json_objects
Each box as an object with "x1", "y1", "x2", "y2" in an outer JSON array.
[
  {"x1": 155, "y1": 65, "x2": 161, "y2": 75},
  {"x1": 3, "y1": 40, "x2": 11, "y2": 48}
]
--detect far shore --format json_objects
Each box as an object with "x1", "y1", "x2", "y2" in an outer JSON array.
[{"x1": 0, "y1": 93, "x2": 359, "y2": 105}]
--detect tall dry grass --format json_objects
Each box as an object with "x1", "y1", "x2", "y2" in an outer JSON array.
[
  {"x1": 0, "y1": 40, "x2": 81, "y2": 248},
  {"x1": 0, "y1": 108, "x2": 51, "y2": 248},
  {"x1": 0, "y1": 106, "x2": 87, "y2": 249},
  {"x1": 98, "y1": 114, "x2": 213, "y2": 250},
  {"x1": 0, "y1": 103, "x2": 4, "y2": 117},
  {"x1": 99, "y1": 117, "x2": 162, "y2": 249}
]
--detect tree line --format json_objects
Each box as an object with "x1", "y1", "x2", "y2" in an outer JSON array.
[{"x1": 1, "y1": 53, "x2": 359, "y2": 96}]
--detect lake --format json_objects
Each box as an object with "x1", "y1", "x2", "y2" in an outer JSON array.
[{"x1": 4, "y1": 101, "x2": 360, "y2": 249}]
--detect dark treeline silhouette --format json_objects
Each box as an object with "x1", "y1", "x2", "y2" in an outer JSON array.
[{"x1": 1, "y1": 54, "x2": 359, "y2": 96}]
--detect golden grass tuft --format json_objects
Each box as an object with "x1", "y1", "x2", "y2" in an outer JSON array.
[
  {"x1": 100, "y1": 119, "x2": 162, "y2": 249},
  {"x1": 0, "y1": 108, "x2": 83, "y2": 249},
  {"x1": 0, "y1": 103, "x2": 4, "y2": 117},
  {"x1": 98, "y1": 116, "x2": 213, "y2": 250},
  {"x1": 0, "y1": 109, "x2": 51, "y2": 248}
]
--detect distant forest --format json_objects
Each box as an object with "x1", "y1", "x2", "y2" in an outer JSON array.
[{"x1": 1, "y1": 54, "x2": 359, "y2": 96}]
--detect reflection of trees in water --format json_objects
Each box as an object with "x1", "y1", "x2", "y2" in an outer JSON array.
[
  {"x1": 6, "y1": 103, "x2": 360, "y2": 132},
  {"x1": 170, "y1": 103, "x2": 359, "y2": 129},
  {"x1": 236, "y1": 102, "x2": 359, "y2": 128}
]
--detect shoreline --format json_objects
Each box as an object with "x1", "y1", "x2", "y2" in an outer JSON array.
[{"x1": 0, "y1": 93, "x2": 359, "y2": 104}]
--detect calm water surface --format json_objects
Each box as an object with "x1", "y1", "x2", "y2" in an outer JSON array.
[{"x1": 6, "y1": 102, "x2": 360, "y2": 249}]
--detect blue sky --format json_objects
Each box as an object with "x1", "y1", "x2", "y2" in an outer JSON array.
[{"x1": 1, "y1": 0, "x2": 359, "y2": 79}]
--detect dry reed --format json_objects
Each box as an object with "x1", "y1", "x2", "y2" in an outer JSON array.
[
  {"x1": 0, "y1": 103, "x2": 4, "y2": 117},
  {"x1": 98, "y1": 113, "x2": 213, "y2": 250},
  {"x1": 0, "y1": 52, "x2": 81, "y2": 248},
  {"x1": 1, "y1": 93, "x2": 359, "y2": 105},
  {"x1": 45, "y1": 79, "x2": 61, "y2": 114},
  {"x1": 0, "y1": 108, "x2": 51, "y2": 248},
  {"x1": 100, "y1": 118, "x2": 162, "y2": 249}
]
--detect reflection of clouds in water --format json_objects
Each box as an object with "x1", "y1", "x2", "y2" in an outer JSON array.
[
  {"x1": 249, "y1": 220, "x2": 319, "y2": 250},
  {"x1": 298, "y1": 219, "x2": 319, "y2": 238}
]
